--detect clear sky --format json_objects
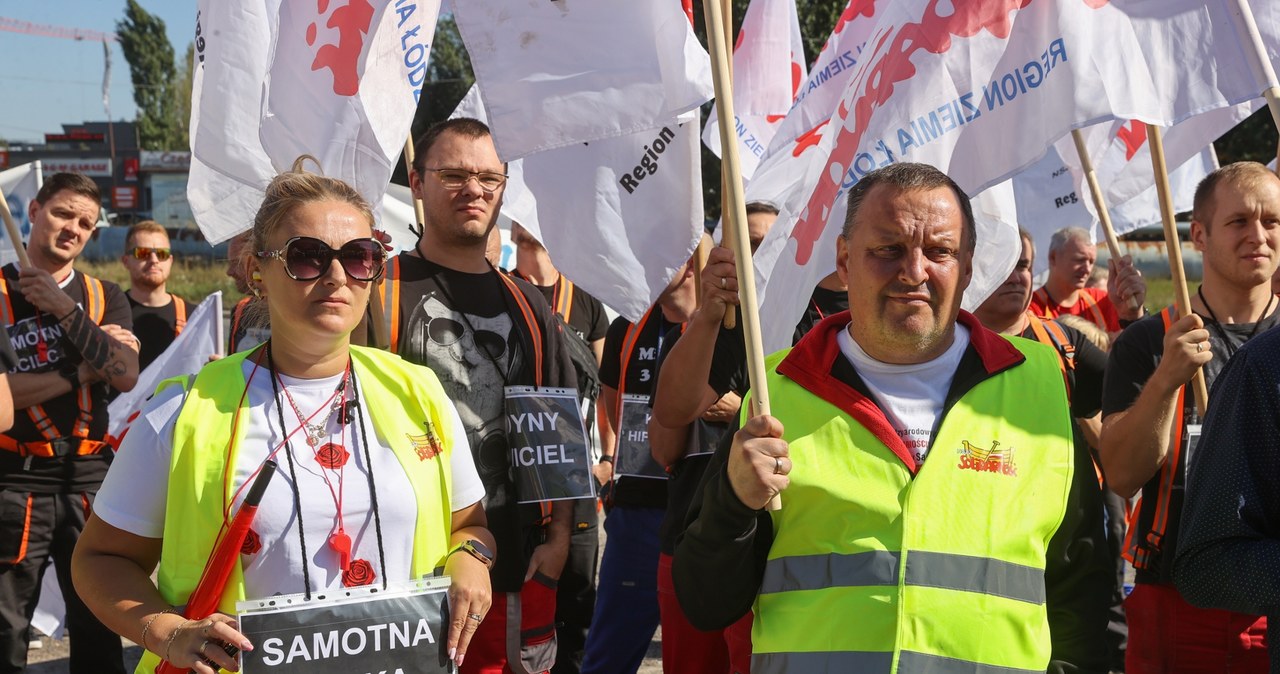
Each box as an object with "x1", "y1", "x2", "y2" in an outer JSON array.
[{"x1": 0, "y1": 0, "x2": 195, "y2": 144}]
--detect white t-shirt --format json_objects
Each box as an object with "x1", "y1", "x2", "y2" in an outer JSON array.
[
  {"x1": 837, "y1": 323, "x2": 970, "y2": 464},
  {"x1": 95, "y1": 360, "x2": 485, "y2": 599}
]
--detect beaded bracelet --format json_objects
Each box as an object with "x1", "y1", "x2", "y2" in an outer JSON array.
[
  {"x1": 163, "y1": 619, "x2": 193, "y2": 663},
  {"x1": 140, "y1": 608, "x2": 177, "y2": 653}
]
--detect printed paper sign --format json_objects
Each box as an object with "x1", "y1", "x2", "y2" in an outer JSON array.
[
  {"x1": 616, "y1": 393, "x2": 666, "y2": 480},
  {"x1": 505, "y1": 386, "x2": 595, "y2": 504},
  {"x1": 238, "y1": 579, "x2": 451, "y2": 674}
]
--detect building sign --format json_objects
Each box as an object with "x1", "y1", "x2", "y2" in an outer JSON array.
[
  {"x1": 139, "y1": 151, "x2": 191, "y2": 171},
  {"x1": 45, "y1": 131, "x2": 105, "y2": 143},
  {"x1": 123, "y1": 157, "x2": 139, "y2": 182},
  {"x1": 113, "y1": 186, "x2": 138, "y2": 210},
  {"x1": 43, "y1": 158, "x2": 112, "y2": 177}
]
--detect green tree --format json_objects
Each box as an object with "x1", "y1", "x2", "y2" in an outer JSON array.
[
  {"x1": 394, "y1": 16, "x2": 475, "y2": 186},
  {"x1": 116, "y1": 0, "x2": 181, "y2": 150},
  {"x1": 171, "y1": 42, "x2": 195, "y2": 150},
  {"x1": 1214, "y1": 107, "x2": 1279, "y2": 167}
]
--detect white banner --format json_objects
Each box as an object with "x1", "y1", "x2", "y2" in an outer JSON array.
[
  {"x1": 189, "y1": 0, "x2": 440, "y2": 243},
  {"x1": 749, "y1": 0, "x2": 1280, "y2": 353},
  {"x1": 702, "y1": 0, "x2": 807, "y2": 180},
  {"x1": 0, "y1": 161, "x2": 42, "y2": 267},
  {"x1": 453, "y1": 0, "x2": 713, "y2": 160},
  {"x1": 522, "y1": 115, "x2": 704, "y2": 322},
  {"x1": 107, "y1": 292, "x2": 223, "y2": 442}
]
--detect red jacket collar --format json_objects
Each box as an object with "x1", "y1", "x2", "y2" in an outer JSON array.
[{"x1": 776, "y1": 310, "x2": 1024, "y2": 473}]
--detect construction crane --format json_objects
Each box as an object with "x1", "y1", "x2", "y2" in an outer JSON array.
[{"x1": 0, "y1": 16, "x2": 115, "y2": 43}]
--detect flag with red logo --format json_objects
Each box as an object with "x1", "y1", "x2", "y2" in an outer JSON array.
[
  {"x1": 451, "y1": 0, "x2": 713, "y2": 160},
  {"x1": 702, "y1": 0, "x2": 807, "y2": 180},
  {"x1": 188, "y1": 0, "x2": 441, "y2": 243},
  {"x1": 0, "y1": 161, "x2": 42, "y2": 267},
  {"x1": 747, "y1": 0, "x2": 1280, "y2": 352}
]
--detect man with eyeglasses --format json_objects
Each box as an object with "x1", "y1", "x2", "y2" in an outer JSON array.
[
  {"x1": 377, "y1": 117, "x2": 578, "y2": 674},
  {"x1": 0, "y1": 172, "x2": 138, "y2": 674},
  {"x1": 120, "y1": 221, "x2": 187, "y2": 370}
]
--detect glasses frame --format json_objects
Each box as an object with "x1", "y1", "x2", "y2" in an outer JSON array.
[
  {"x1": 129, "y1": 246, "x2": 172, "y2": 261},
  {"x1": 255, "y1": 236, "x2": 387, "y2": 282},
  {"x1": 420, "y1": 167, "x2": 509, "y2": 194}
]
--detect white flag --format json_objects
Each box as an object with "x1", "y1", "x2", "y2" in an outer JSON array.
[
  {"x1": 452, "y1": 0, "x2": 713, "y2": 160},
  {"x1": 521, "y1": 116, "x2": 705, "y2": 321},
  {"x1": 189, "y1": 0, "x2": 440, "y2": 243},
  {"x1": 107, "y1": 292, "x2": 223, "y2": 443},
  {"x1": 0, "y1": 161, "x2": 42, "y2": 267},
  {"x1": 748, "y1": 0, "x2": 1280, "y2": 353},
  {"x1": 702, "y1": 0, "x2": 807, "y2": 180}
]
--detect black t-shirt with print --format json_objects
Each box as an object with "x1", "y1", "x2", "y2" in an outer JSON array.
[
  {"x1": 127, "y1": 293, "x2": 188, "y2": 371},
  {"x1": 1, "y1": 265, "x2": 132, "y2": 492},
  {"x1": 793, "y1": 286, "x2": 849, "y2": 345},
  {"x1": 391, "y1": 252, "x2": 576, "y2": 593},
  {"x1": 1102, "y1": 305, "x2": 1280, "y2": 584},
  {"x1": 599, "y1": 313, "x2": 674, "y2": 509}
]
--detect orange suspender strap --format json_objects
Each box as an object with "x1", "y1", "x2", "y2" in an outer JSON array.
[
  {"x1": 615, "y1": 308, "x2": 654, "y2": 423},
  {"x1": 229, "y1": 297, "x2": 250, "y2": 352},
  {"x1": 83, "y1": 275, "x2": 105, "y2": 324},
  {"x1": 497, "y1": 272, "x2": 544, "y2": 387},
  {"x1": 1079, "y1": 291, "x2": 1108, "y2": 331},
  {"x1": 554, "y1": 276, "x2": 575, "y2": 324},
  {"x1": 0, "y1": 274, "x2": 13, "y2": 325},
  {"x1": 1026, "y1": 315, "x2": 1072, "y2": 398},
  {"x1": 380, "y1": 257, "x2": 402, "y2": 353},
  {"x1": 172, "y1": 295, "x2": 187, "y2": 335},
  {"x1": 1127, "y1": 307, "x2": 1185, "y2": 569}
]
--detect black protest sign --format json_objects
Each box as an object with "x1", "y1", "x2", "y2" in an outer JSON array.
[
  {"x1": 505, "y1": 386, "x2": 595, "y2": 504},
  {"x1": 616, "y1": 393, "x2": 666, "y2": 479},
  {"x1": 239, "y1": 584, "x2": 450, "y2": 674}
]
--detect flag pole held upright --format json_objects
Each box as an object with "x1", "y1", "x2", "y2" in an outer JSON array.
[
  {"x1": 0, "y1": 195, "x2": 30, "y2": 268},
  {"x1": 1070, "y1": 129, "x2": 1141, "y2": 313},
  {"x1": 719, "y1": 0, "x2": 738, "y2": 331},
  {"x1": 703, "y1": 0, "x2": 778, "y2": 510},
  {"x1": 1147, "y1": 124, "x2": 1209, "y2": 416},
  {"x1": 1229, "y1": 0, "x2": 1280, "y2": 133}
]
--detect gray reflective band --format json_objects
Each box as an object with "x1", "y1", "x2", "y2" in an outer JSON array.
[
  {"x1": 759, "y1": 550, "x2": 900, "y2": 594},
  {"x1": 753, "y1": 650, "x2": 893, "y2": 674},
  {"x1": 904, "y1": 551, "x2": 1045, "y2": 605},
  {"x1": 897, "y1": 650, "x2": 1044, "y2": 673}
]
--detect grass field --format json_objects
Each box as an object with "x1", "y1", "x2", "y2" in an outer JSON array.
[
  {"x1": 74, "y1": 259, "x2": 238, "y2": 303},
  {"x1": 1142, "y1": 275, "x2": 1199, "y2": 315}
]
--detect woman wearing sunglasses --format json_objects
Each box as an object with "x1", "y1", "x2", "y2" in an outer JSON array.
[{"x1": 72, "y1": 160, "x2": 494, "y2": 673}]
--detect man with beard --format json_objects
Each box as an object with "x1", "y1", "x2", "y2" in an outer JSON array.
[
  {"x1": 119, "y1": 221, "x2": 186, "y2": 370},
  {"x1": 0, "y1": 173, "x2": 138, "y2": 674},
  {"x1": 1102, "y1": 162, "x2": 1280, "y2": 672},
  {"x1": 379, "y1": 118, "x2": 577, "y2": 674}
]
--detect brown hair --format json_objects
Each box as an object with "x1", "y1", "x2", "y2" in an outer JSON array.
[
  {"x1": 124, "y1": 220, "x2": 169, "y2": 251},
  {"x1": 746, "y1": 201, "x2": 780, "y2": 217},
  {"x1": 841, "y1": 162, "x2": 975, "y2": 252},
  {"x1": 35, "y1": 172, "x2": 101, "y2": 209},
  {"x1": 1193, "y1": 161, "x2": 1280, "y2": 228},
  {"x1": 412, "y1": 117, "x2": 495, "y2": 174}
]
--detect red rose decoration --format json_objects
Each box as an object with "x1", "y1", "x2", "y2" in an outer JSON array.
[
  {"x1": 342, "y1": 559, "x2": 376, "y2": 587},
  {"x1": 315, "y1": 443, "x2": 350, "y2": 469},
  {"x1": 240, "y1": 528, "x2": 262, "y2": 556}
]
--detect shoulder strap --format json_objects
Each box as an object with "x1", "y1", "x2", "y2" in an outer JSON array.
[
  {"x1": 1040, "y1": 319, "x2": 1076, "y2": 370},
  {"x1": 0, "y1": 273, "x2": 12, "y2": 325},
  {"x1": 1025, "y1": 314, "x2": 1072, "y2": 398},
  {"x1": 380, "y1": 257, "x2": 402, "y2": 353},
  {"x1": 496, "y1": 272, "x2": 544, "y2": 387},
  {"x1": 82, "y1": 275, "x2": 105, "y2": 324},
  {"x1": 172, "y1": 295, "x2": 187, "y2": 335},
  {"x1": 1079, "y1": 291, "x2": 1108, "y2": 330},
  {"x1": 228, "y1": 297, "x2": 250, "y2": 353},
  {"x1": 615, "y1": 308, "x2": 654, "y2": 422},
  {"x1": 555, "y1": 276, "x2": 575, "y2": 324}
]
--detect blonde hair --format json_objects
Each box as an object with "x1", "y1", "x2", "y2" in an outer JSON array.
[
  {"x1": 124, "y1": 220, "x2": 169, "y2": 251},
  {"x1": 1055, "y1": 314, "x2": 1110, "y2": 352}
]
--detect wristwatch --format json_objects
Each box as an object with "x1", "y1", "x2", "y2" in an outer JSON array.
[{"x1": 449, "y1": 539, "x2": 495, "y2": 570}]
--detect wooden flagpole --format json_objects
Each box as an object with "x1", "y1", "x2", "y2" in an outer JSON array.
[
  {"x1": 0, "y1": 196, "x2": 30, "y2": 268},
  {"x1": 1147, "y1": 124, "x2": 1209, "y2": 416},
  {"x1": 1230, "y1": 0, "x2": 1280, "y2": 133},
  {"x1": 1070, "y1": 129, "x2": 1141, "y2": 312},
  {"x1": 703, "y1": 0, "x2": 778, "y2": 510},
  {"x1": 719, "y1": 0, "x2": 738, "y2": 330}
]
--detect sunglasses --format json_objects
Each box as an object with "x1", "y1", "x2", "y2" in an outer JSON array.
[
  {"x1": 129, "y1": 246, "x2": 172, "y2": 261},
  {"x1": 421, "y1": 167, "x2": 508, "y2": 194},
  {"x1": 255, "y1": 236, "x2": 386, "y2": 282}
]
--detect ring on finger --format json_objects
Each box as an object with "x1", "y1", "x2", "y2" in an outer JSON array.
[
  {"x1": 720, "y1": 277, "x2": 728, "y2": 289},
  {"x1": 199, "y1": 639, "x2": 210, "y2": 655},
  {"x1": 773, "y1": 456, "x2": 784, "y2": 475},
  {"x1": 467, "y1": 612, "x2": 483, "y2": 623},
  {"x1": 1196, "y1": 342, "x2": 1204, "y2": 353}
]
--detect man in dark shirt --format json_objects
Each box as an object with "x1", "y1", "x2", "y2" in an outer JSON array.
[
  {"x1": 1100, "y1": 161, "x2": 1280, "y2": 672},
  {"x1": 580, "y1": 259, "x2": 697, "y2": 674},
  {"x1": 1174, "y1": 326, "x2": 1280, "y2": 674},
  {"x1": 0, "y1": 173, "x2": 139, "y2": 674},
  {"x1": 120, "y1": 221, "x2": 187, "y2": 370},
  {"x1": 387, "y1": 118, "x2": 576, "y2": 674},
  {"x1": 508, "y1": 222, "x2": 609, "y2": 674}
]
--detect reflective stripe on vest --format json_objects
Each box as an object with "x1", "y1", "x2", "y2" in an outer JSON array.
[
  {"x1": 171, "y1": 295, "x2": 187, "y2": 335},
  {"x1": 2, "y1": 273, "x2": 106, "y2": 442},
  {"x1": 750, "y1": 337, "x2": 1072, "y2": 673},
  {"x1": 1122, "y1": 306, "x2": 1185, "y2": 570},
  {"x1": 135, "y1": 345, "x2": 457, "y2": 674}
]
